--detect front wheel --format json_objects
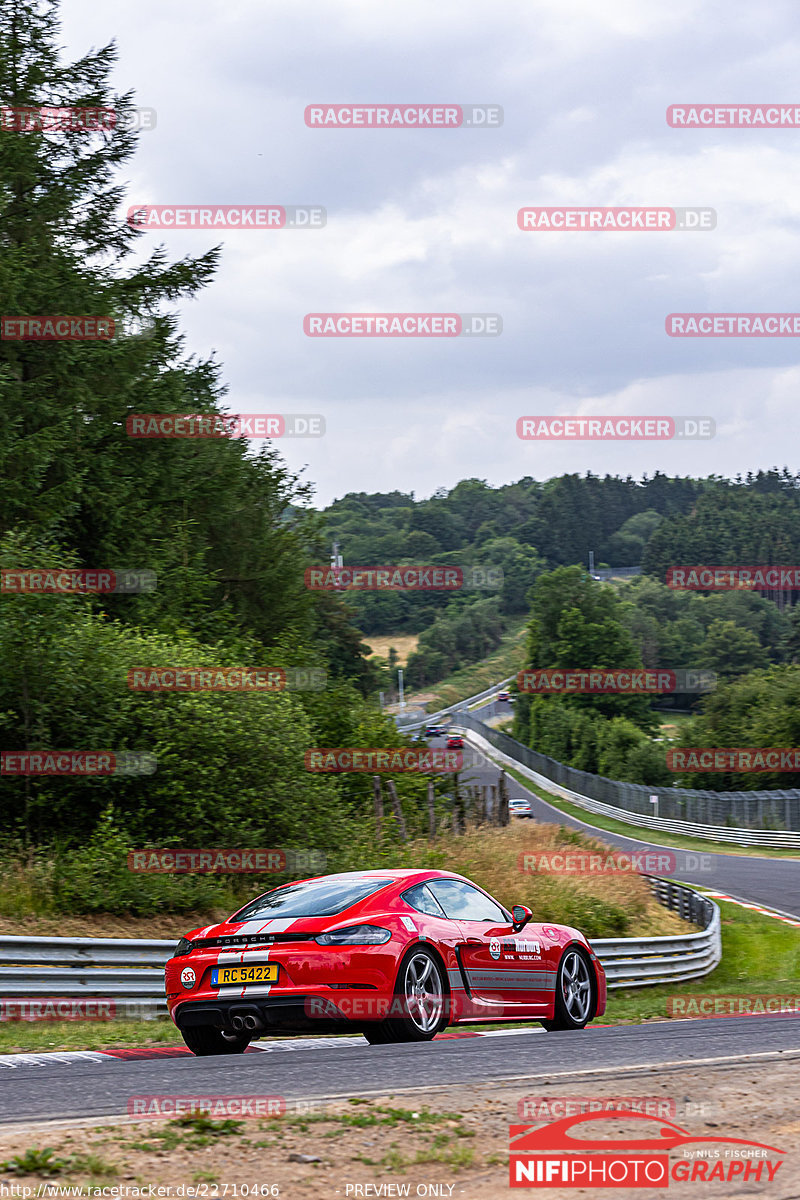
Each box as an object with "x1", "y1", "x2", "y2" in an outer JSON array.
[
  {"x1": 365, "y1": 947, "x2": 447, "y2": 1044},
  {"x1": 180, "y1": 1024, "x2": 250, "y2": 1056},
  {"x1": 541, "y1": 947, "x2": 595, "y2": 1031}
]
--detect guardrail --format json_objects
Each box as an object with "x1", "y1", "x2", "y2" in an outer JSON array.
[
  {"x1": 0, "y1": 881, "x2": 720, "y2": 1017},
  {"x1": 456, "y1": 714, "x2": 800, "y2": 847},
  {"x1": 594, "y1": 879, "x2": 721, "y2": 989},
  {"x1": 396, "y1": 675, "x2": 515, "y2": 733},
  {"x1": 0, "y1": 936, "x2": 174, "y2": 1018}
]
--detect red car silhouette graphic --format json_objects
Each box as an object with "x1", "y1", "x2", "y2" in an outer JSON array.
[{"x1": 510, "y1": 1110, "x2": 784, "y2": 1155}]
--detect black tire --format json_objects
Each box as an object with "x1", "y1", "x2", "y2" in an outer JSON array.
[
  {"x1": 365, "y1": 946, "x2": 448, "y2": 1044},
  {"x1": 362, "y1": 1024, "x2": 395, "y2": 1045},
  {"x1": 541, "y1": 946, "x2": 595, "y2": 1032},
  {"x1": 180, "y1": 1024, "x2": 250, "y2": 1056}
]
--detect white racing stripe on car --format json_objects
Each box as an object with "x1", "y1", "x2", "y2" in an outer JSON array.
[
  {"x1": 235, "y1": 918, "x2": 297, "y2": 937},
  {"x1": 216, "y1": 944, "x2": 274, "y2": 1001},
  {"x1": 214, "y1": 946, "x2": 248, "y2": 999}
]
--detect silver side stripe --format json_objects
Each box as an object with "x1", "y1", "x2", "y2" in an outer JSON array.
[{"x1": 464, "y1": 970, "x2": 556, "y2": 990}]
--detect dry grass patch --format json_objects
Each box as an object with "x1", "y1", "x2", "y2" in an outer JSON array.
[
  {"x1": 392, "y1": 823, "x2": 693, "y2": 940},
  {"x1": 364, "y1": 635, "x2": 419, "y2": 665}
]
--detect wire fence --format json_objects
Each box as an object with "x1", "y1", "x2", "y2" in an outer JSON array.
[{"x1": 458, "y1": 713, "x2": 800, "y2": 844}]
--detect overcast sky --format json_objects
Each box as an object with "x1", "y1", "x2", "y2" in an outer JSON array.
[{"x1": 60, "y1": 0, "x2": 800, "y2": 506}]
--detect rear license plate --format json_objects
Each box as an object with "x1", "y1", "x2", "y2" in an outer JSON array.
[{"x1": 211, "y1": 963, "x2": 279, "y2": 987}]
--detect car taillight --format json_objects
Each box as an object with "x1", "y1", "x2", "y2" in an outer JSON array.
[{"x1": 315, "y1": 925, "x2": 392, "y2": 946}]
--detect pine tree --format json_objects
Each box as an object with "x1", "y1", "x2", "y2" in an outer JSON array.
[{"x1": 0, "y1": 1, "x2": 341, "y2": 651}]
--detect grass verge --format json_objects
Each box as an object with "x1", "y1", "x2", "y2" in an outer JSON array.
[
  {"x1": 0, "y1": 1018, "x2": 179, "y2": 1055},
  {"x1": 604, "y1": 898, "x2": 800, "y2": 1024}
]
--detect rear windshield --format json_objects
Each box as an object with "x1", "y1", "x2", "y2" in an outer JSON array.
[{"x1": 232, "y1": 877, "x2": 392, "y2": 921}]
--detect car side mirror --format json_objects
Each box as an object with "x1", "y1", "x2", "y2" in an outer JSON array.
[{"x1": 512, "y1": 904, "x2": 533, "y2": 931}]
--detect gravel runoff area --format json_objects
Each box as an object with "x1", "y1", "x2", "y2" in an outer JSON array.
[{"x1": 1, "y1": 1053, "x2": 799, "y2": 1197}]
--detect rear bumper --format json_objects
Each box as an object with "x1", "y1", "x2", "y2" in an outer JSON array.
[{"x1": 172, "y1": 995, "x2": 371, "y2": 1036}]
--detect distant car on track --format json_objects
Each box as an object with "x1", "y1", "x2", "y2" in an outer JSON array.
[
  {"x1": 425, "y1": 725, "x2": 445, "y2": 736},
  {"x1": 497, "y1": 691, "x2": 511, "y2": 702},
  {"x1": 446, "y1": 734, "x2": 464, "y2": 749},
  {"x1": 165, "y1": 869, "x2": 606, "y2": 1055},
  {"x1": 509, "y1": 798, "x2": 534, "y2": 819}
]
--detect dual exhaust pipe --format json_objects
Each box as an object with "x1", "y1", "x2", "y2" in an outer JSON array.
[{"x1": 231, "y1": 1011, "x2": 263, "y2": 1033}]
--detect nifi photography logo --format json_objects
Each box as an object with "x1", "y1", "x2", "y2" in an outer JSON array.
[{"x1": 509, "y1": 1111, "x2": 784, "y2": 1187}]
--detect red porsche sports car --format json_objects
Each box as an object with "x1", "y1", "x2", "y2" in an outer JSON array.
[{"x1": 165, "y1": 869, "x2": 606, "y2": 1056}]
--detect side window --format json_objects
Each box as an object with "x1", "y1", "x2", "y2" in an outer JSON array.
[
  {"x1": 402, "y1": 883, "x2": 447, "y2": 918},
  {"x1": 427, "y1": 880, "x2": 508, "y2": 923}
]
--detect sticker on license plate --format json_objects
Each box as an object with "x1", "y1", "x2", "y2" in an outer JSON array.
[{"x1": 212, "y1": 963, "x2": 279, "y2": 986}]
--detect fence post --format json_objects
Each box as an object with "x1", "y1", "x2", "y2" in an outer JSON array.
[
  {"x1": 499, "y1": 771, "x2": 510, "y2": 825},
  {"x1": 385, "y1": 779, "x2": 407, "y2": 842},
  {"x1": 427, "y1": 780, "x2": 436, "y2": 840},
  {"x1": 372, "y1": 775, "x2": 383, "y2": 840}
]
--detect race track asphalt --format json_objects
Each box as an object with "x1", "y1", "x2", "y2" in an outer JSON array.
[{"x1": 3, "y1": 1018, "x2": 800, "y2": 1124}]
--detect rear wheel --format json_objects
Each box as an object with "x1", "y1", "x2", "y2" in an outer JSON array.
[
  {"x1": 541, "y1": 947, "x2": 595, "y2": 1031},
  {"x1": 362, "y1": 1024, "x2": 395, "y2": 1045},
  {"x1": 365, "y1": 947, "x2": 447, "y2": 1044},
  {"x1": 180, "y1": 1025, "x2": 250, "y2": 1056}
]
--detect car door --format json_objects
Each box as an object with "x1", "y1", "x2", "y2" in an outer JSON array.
[
  {"x1": 398, "y1": 881, "x2": 475, "y2": 1017},
  {"x1": 426, "y1": 878, "x2": 555, "y2": 1017}
]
